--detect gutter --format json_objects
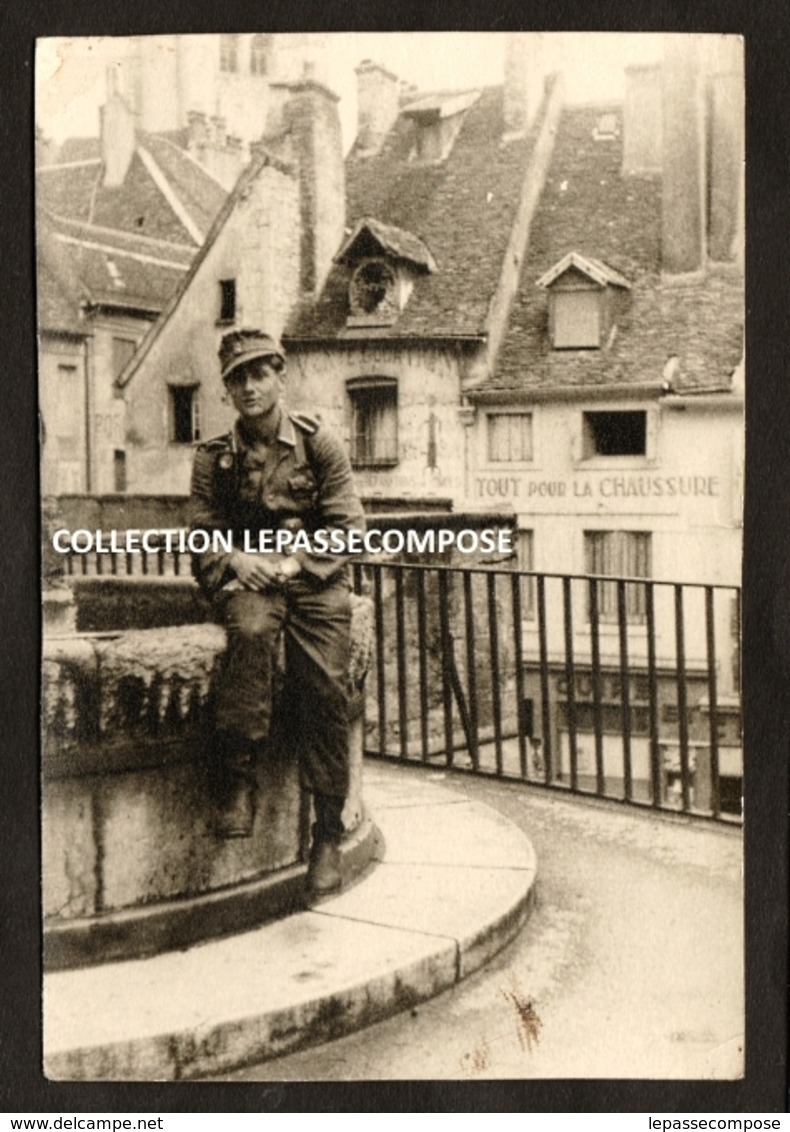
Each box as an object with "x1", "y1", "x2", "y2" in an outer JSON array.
[
  {"x1": 466, "y1": 381, "x2": 668, "y2": 405},
  {"x1": 283, "y1": 333, "x2": 487, "y2": 348},
  {"x1": 661, "y1": 391, "x2": 743, "y2": 411}
]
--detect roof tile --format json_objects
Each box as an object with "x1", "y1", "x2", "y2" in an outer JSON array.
[
  {"x1": 287, "y1": 86, "x2": 538, "y2": 339},
  {"x1": 488, "y1": 105, "x2": 743, "y2": 394}
]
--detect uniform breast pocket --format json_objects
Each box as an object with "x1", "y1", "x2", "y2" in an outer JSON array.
[
  {"x1": 286, "y1": 468, "x2": 318, "y2": 506},
  {"x1": 239, "y1": 469, "x2": 263, "y2": 504}
]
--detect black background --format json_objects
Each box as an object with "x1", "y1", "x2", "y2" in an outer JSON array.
[{"x1": 4, "y1": 0, "x2": 788, "y2": 1113}]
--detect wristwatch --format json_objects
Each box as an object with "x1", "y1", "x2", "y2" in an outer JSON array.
[{"x1": 277, "y1": 556, "x2": 302, "y2": 582}]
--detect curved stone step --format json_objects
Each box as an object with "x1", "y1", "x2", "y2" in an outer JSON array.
[{"x1": 44, "y1": 764, "x2": 537, "y2": 1081}]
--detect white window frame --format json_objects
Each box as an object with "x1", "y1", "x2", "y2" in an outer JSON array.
[
  {"x1": 485, "y1": 410, "x2": 534, "y2": 466},
  {"x1": 573, "y1": 405, "x2": 658, "y2": 467},
  {"x1": 584, "y1": 529, "x2": 652, "y2": 623},
  {"x1": 347, "y1": 376, "x2": 399, "y2": 468}
]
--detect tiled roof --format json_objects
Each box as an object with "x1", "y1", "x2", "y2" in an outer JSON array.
[
  {"x1": 56, "y1": 137, "x2": 101, "y2": 163},
  {"x1": 117, "y1": 145, "x2": 291, "y2": 389},
  {"x1": 137, "y1": 132, "x2": 227, "y2": 237},
  {"x1": 287, "y1": 85, "x2": 539, "y2": 340},
  {"x1": 536, "y1": 251, "x2": 631, "y2": 291},
  {"x1": 487, "y1": 105, "x2": 744, "y2": 394},
  {"x1": 334, "y1": 217, "x2": 437, "y2": 272},
  {"x1": 38, "y1": 152, "x2": 197, "y2": 245},
  {"x1": 38, "y1": 211, "x2": 190, "y2": 315},
  {"x1": 36, "y1": 223, "x2": 90, "y2": 334}
]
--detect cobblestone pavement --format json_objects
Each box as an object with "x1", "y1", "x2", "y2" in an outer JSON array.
[{"x1": 219, "y1": 763, "x2": 743, "y2": 1082}]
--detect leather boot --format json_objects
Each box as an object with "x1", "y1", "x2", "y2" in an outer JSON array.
[
  {"x1": 306, "y1": 835, "x2": 342, "y2": 895},
  {"x1": 306, "y1": 793, "x2": 346, "y2": 894},
  {"x1": 215, "y1": 736, "x2": 258, "y2": 839}
]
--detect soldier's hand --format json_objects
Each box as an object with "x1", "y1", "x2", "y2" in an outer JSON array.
[{"x1": 229, "y1": 550, "x2": 284, "y2": 591}]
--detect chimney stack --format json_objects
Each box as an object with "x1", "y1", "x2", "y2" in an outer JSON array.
[
  {"x1": 355, "y1": 60, "x2": 400, "y2": 155},
  {"x1": 707, "y1": 37, "x2": 744, "y2": 264},
  {"x1": 281, "y1": 77, "x2": 346, "y2": 294},
  {"x1": 661, "y1": 35, "x2": 706, "y2": 275},
  {"x1": 100, "y1": 69, "x2": 136, "y2": 188},
  {"x1": 503, "y1": 33, "x2": 544, "y2": 138},
  {"x1": 622, "y1": 63, "x2": 662, "y2": 175}
]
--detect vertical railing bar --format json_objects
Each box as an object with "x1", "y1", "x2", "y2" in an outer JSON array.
[
  {"x1": 589, "y1": 577, "x2": 605, "y2": 797},
  {"x1": 487, "y1": 572, "x2": 504, "y2": 776},
  {"x1": 645, "y1": 582, "x2": 662, "y2": 809},
  {"x1": 352, "y1": 561, "x2": 363, "y2": 595},
  {"x1": 705, "y1": 586, "x2": 721, "y2": 818},
  {"x1": 674, "y1": 585, "x2": 691, "y2": 812},
  {"x1": 438, "y1": 570, "x2": 455, "y2": 767},
  {"x1": 395, "y1": 569, "x2": 409, "y2": 760},
  {"x1": 562, "y1": 576, "x2": 578, "y2": 792},
  {"x1": 511, "y1": 572, "x2": 528, "y2": 779},
  {"x1": 373, "y1": 566, "x2": 387, "y2": 758},
  {"x1": 537, "y1": 574, "x2": 553, "y2": 785},
  {"x1": 463, "y1": 571, "x2": 480, "y2": 771},
  {"x1": 617, "y1": 580, "x2": 633, "y2": 803},
  {"x1": 416, "y1": 569, "x2": 430, "y2": 763}
]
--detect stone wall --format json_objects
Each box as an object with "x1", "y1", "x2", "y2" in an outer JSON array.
[{"x1": 43, "y1": 597, "x2": 373, "y2": 933}]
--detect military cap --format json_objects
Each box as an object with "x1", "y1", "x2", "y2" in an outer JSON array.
[{"x1": 219, "y1": 328, "x2": 286, "y2": 382}]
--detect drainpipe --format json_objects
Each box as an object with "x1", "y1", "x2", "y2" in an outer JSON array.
[{"x1": 83, "y1": 328, "x2": 95, "y2": 493}]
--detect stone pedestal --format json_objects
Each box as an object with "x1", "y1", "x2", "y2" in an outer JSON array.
[{"x1": 42, "y1": 595, "x2": 373, "y2": 969}]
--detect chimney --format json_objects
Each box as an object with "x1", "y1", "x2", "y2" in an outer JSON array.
[
  {"x1": 661, "y1": 35, "x2": 706, "y2": 275},
  {"x1": 622, "y1": 63, "x2": 662, "y2": 174},
  {"x1": 707, "y1": 37, "x2": 744, "y2": 264},
  {"x1": 211, "y1": 114, "x2": 227, "y2": 148},
  {"x1": 355, "y1": 60, "x2": 400, "y2": 155},
  {"x1": 100, "y1": 69, "x2": 136, "y2": 188},
  {"x1": 503, "y1": 32, "x2": 544, "y2": 138},
  {"x1": 187, "y1": 109, "x2": 209, "y2": 155},
  {"x1": 282, "y1": 75, "x2": 346, "y2": 294},
  {"x1": 138, "y1": 35, "x2": 180, "y2": 134}
]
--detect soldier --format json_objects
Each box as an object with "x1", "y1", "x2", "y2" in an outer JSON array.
[{"x1": 189, "y1": 329, "x2": 365, "y2": 895}]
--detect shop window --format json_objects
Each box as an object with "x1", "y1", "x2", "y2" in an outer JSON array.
[
  {"x1": 487, "y1": 412, "x2": 533, "y2": 462},
  {"x1": 582, "y1": 410, "x2": 647, "y2": 457},
  {"x1": 584, "y1": 530, "x2": 651, "y2": 622},
  {"x1": 218, "y1": 279, "x2": 236, "y2": 324},
  {"x1": 347, "y1": 377, "x2": 398, "y2": 467},
  {"x1": 219, "y1": 35, "x2": 239, "y2": 73},
  {"x1": 169, "y1": 385, "x2": 201, "y2": 444}
]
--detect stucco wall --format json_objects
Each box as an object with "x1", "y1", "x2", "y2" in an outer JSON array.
[
  {"x1": 286, "y1": 342, "x2": 473, "y2": 502},
  {"x1": 124, "y1": 161, "x2": 301, "y2": 494}
]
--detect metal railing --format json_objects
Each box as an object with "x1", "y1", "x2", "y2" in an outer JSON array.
[
  {"x1": 58, "y1": 541, "x2": 742, "y2": 823},
  {"x1": 62, "y1": 536, "x2": 192, "y2": 578},
  {"x1": 352, "y1": 561, "x2": 742, "y2": 824}
]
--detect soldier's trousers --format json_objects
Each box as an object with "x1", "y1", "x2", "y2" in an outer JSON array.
[{"x1": 213, "y1": 579, "x2": 352, "y2": 799}]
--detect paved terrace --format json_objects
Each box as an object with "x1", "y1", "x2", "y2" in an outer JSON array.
[{"x1": 224, "y1": 762, "x2": 743, "y2": 1082}]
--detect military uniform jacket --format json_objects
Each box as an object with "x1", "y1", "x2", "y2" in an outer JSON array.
[{"x1": 189, "y1": 410, "x2": 365, "y2": 597}]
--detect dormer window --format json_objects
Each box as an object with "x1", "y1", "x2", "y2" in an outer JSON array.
[
  {"x1": 334, "y1": 217, "x2": 437, "y2": 330},
  {"x1": 537, "y1": 252, "x2": 631, "y2": 350},
  {"x1": 401, "y1": 90, "x2": 480, "y2": 163},
  {"x1": 351, "y1": 259, "x2": 397, "y2": 318}
]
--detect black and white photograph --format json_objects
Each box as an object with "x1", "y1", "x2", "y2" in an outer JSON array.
[{"x1": 36, "y1": 30, "x2": 748, "y2": 1086}]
